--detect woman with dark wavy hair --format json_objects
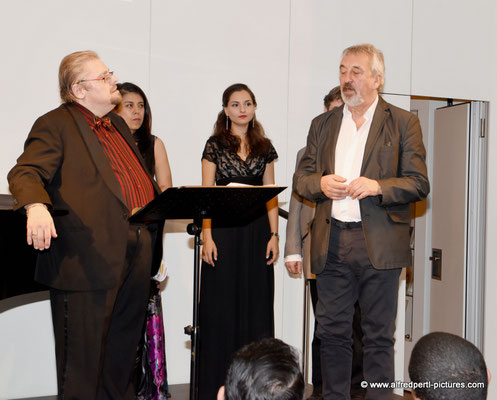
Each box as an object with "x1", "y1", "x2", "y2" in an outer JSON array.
[
  {"x1": 115, "y1": 82, "x2": 172, "y2": 399},
  {"x1": 198, "y1": 83, "x2": 279, "y2": 399},
  {"x1": 116, "y1": 82, "x2": 172, "y2": 191}
]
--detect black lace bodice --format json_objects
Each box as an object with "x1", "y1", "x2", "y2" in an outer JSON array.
[{"x1": 202, "y1": 136, "x2": 278, "y2": 185}]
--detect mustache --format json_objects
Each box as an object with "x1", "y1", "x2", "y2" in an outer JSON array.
[{"x1": 342, "y1": 83, "x2": 355, "y2": 92}]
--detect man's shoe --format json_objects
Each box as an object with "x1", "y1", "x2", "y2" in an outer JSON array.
[
  {"x1": 307, "y1": 385, "x2": 323, "y2": 400},
  {"x1": 350, "y1": 387, "x2": 366, "y2": 399}
]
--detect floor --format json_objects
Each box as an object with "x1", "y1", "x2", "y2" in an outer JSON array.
[
  {"x1": 167, "y1": 383, "x2": 414, "y2": 399},
  {"x1": 15, "y1": 384, "x2": 414, "y2": 399}
]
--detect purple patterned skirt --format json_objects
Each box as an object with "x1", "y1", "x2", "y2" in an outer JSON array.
[{"x1": 137, "y1": 281, "x2": 170, "y2": 399}]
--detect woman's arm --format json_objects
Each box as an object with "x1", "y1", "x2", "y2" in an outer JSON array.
[
  {"x1": 263, "y1": 161, "x2": 279, "y2": 265},
  {"x1": 202, "y1": 158, "x2": 217, "y2": 266},
  {"x1": 153, "y1": 137, "x2": 173, "y2": 192}
]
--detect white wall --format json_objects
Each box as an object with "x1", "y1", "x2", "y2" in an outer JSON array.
[
  {"x1": 411, "y1": 0, "x2": 494, "y2": 101},
  {"x1": 2, "y1": 0, "x2": 497, "y2": 398}
]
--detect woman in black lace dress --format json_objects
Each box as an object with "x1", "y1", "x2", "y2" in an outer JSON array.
[{"x1": 198, "y1": 83, "x2": 279, "y2": 399}]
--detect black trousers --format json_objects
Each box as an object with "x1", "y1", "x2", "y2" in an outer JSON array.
[
  {"x1": 309, "y1": 279, "x2": 323, "y2": 391},
  {"x1": 309, "y1": 281, "x2": 364, "y2": 395},
  {"x1": 50, "y1": 225, "x2": 153, "y2": 400},
  {"x1": 316, "y1": 221, "x2": 401, "y2": 400}
]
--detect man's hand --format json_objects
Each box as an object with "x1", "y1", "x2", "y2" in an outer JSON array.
[
  {"x1": 320, "y1": 174, "x2": 348, "y2": 200},
  {"x1": 348, "y1": 177, "x2": 382, "y2": 200},
  {"x1": 26, "y1": 204, "x2": 57, "y2": 250},
  {"x1": 285, "y1": 261, "x2": 302, "y2": 275}
]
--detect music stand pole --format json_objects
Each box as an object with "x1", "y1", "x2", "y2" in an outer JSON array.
[{"x1": 185, "y1": 215, "x2": 204, "y2": 400}]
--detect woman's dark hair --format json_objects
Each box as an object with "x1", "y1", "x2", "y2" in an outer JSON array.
[
  {"x1": 116, "y1": 82, "x2": 155, "y2": 175},
  {"x1": 212, "y1": 83, "x2": 272, "y2": 158}
]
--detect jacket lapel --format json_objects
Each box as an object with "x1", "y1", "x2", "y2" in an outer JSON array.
[
  {"x1": 361, "y1": 96, "x2": 389, "y2": 174},
  {"x1": 324, "y1": 107, "x2": 343, "y2": 174},
  {"x1": 65, "y1": 104, "x2": 128, "y2": 207}
]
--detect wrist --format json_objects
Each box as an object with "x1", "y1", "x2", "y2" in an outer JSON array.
[
  {"x1": 376, "y1": 180, "x2": 382, "y2": 195},
  {"x1": 270, "y1": 232, "x2": 279, "y2": 239},
  {"x1": 25, "y1": 203, "x2": 48, "y2": 215}
]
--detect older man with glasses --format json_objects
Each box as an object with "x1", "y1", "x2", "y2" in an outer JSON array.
[{"x1": 8, "y1": 50, "x2": 163, "y2": 399}]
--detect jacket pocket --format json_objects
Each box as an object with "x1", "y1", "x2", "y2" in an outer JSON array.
[{"x1": 386, "y1": 209, "x2": 410, "y2": 224}]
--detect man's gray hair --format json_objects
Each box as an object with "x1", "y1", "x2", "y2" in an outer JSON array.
[{"x1": 343, "y1": 44, "x2": 385, "y2": 90}]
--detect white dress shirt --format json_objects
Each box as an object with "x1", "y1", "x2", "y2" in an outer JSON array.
[{"x1": 332, "y1": 96, "x2": 379, "y2": 222}]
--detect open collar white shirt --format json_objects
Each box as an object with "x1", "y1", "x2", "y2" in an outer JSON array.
[{"x1": 332, "y1": 95, "x2": 379, "y2": 222}]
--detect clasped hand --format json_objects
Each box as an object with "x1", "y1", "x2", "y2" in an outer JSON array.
[{"x1": 320, "y1": 175, "x2": 381, "y2": 200}]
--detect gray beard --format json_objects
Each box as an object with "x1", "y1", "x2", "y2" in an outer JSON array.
[{"x1": 343, "y1": 93, "x2": 364, "y2": 107}]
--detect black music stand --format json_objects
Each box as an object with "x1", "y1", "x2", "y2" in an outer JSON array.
[{"x1": 129, "y1": 185, "x2": 286, "y2": 400}]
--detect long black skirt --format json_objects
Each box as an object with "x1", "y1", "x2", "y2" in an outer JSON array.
[{"x1": 197, "y1": 209, "x2": 274, "y2": 399}]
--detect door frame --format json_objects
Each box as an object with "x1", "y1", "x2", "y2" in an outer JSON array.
[{"x1": 404, "y1": 98, "x2": 487, "y2": 382}]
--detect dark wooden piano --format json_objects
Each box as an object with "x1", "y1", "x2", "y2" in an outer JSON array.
[{"x1": 0, "y1": 194, "x2": 46, "y2": 301}]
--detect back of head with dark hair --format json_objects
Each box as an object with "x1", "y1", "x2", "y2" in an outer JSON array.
[
  {"x1": 323, "y1": 86, "x2": 342, "y2": 110},
  {"x1": 224, "y1": 338, "x2": 305, "y2": 400},
  {"x1": 408, "y1": 332, "x2": 487, "y2": 400}
]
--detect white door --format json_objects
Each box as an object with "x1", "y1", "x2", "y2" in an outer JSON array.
[
  {"x1": 404, "y1": 100, "x2": 487, "y2": 383},
  {"x1": 429, "y1": 101, "x2": 486, "y2": 344},
  {"x1": 430, "y1": 103, "x2": 470, "y2": 336}
]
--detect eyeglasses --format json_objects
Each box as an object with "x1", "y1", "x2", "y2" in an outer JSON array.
[{"x1": 76, "y1": 71, "x2": 114, "y2": 85}]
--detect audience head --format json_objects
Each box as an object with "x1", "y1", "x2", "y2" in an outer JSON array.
[
  {"x1": 323, "y1": 86, "x2": 343, "y2": 112},
  {"x1": 59, "y1": 51, "x2": 120, "y2": 116},
  {"x1": 213, "y1": 83, "x2": 271, "y2": 157},
  {"x1": 409, "y1": 332, "x2": 488, "y2": 400},
  {"x1": 116, "y1": 82, "x2": 152, "y2": 136},
  {"x1": 219, "y1": 338, "x2": 305, "y2": 400}
]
